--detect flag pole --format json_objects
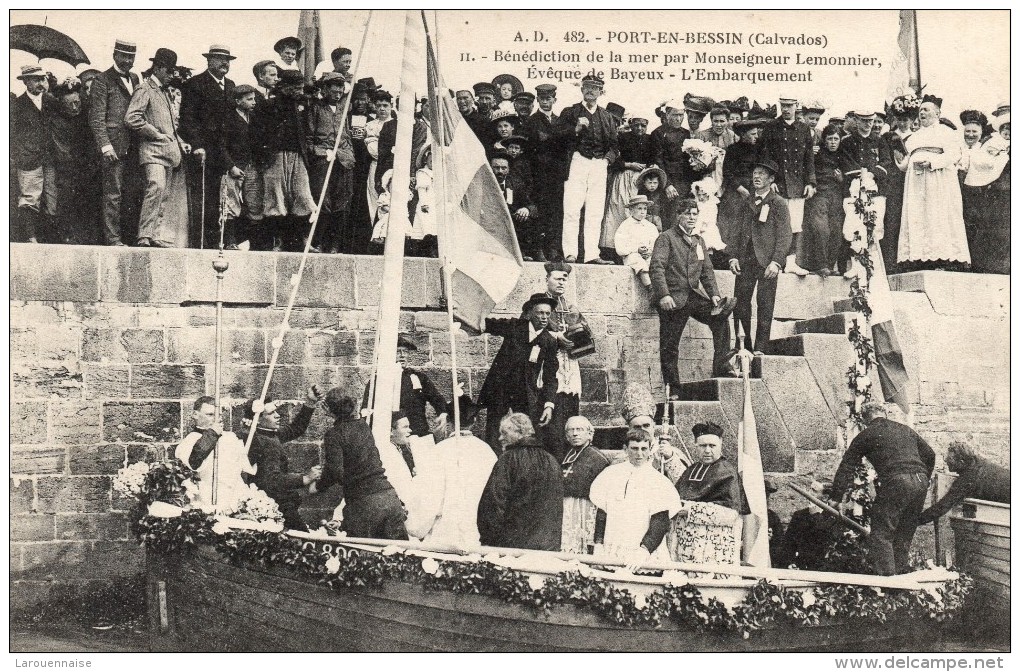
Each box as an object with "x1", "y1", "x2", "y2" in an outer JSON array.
[
  {"x1": 421, "y1": 10, "x2": 462, "y2": 438},
  {"x1": 911, "y1": 10, "x2": 922, "y2": 93},
  {"x1": 371, "y1": 10, "x2": 424, "y2": 449}
]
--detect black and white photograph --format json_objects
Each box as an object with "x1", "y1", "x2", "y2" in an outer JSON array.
[{"x1": 7, "y1": 8, "x2": 1012, "y2": 662}]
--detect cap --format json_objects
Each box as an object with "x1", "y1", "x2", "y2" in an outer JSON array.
[
  {"x1": 629, "y1": 117, "x2": 649, "y2": 126},
  {"x1": 316, "y1": 71, "x2": 346, "y2": 88},
  {"x1": 543, "y1": 261, "x2": 572, "y2": 275},
  {"x1": 233, "y1": 84, "x2": 257, "y2": 99},
  {"x1": 627, "y1": 195, "x2": 650, "y2": 207},
  {"x1": 778, "y1": 95, "x2": 798, "y2": 104},
  {"x1": 473, "y1": 81, "x2": 497, "y2": 97},
  {"x1": 512, "y1": 91, "x2": 535, "y2": 104},
  {"x1": 535, "y1": 83, "x2": 557, "y2": 97},
  {"x1": 691, "y1": 421, "x2": 724, "y2": 439},
  {"x1": 396, "y1": 334, "x2": 419, "y2": 351},
  {"x1": 605, "y1": 102, "x2": 625, "y2": 119},
  {"x1": 581, "y1": 73, "x2": 605, "y2": 88},
  {"x1": 755, "y1": 158, "x2": 780, "y2": 176}
]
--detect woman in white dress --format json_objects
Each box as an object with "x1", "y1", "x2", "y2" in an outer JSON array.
[{"x1": 894, "y1": 96, "x2": 970, "y2": 271}]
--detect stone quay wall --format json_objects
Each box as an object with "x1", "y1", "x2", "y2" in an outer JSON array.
[{"x1": 9, "y1": 244, "x2": 1008, "y2": 608}]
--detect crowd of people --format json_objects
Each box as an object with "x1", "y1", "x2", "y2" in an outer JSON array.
[{"x1": 10, "y1": 36, "x2": 1010, "y2": 277}]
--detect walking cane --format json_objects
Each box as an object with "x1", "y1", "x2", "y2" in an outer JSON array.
[{"x1": 199, "y1": 154, "x2": 207, "y2": 250}]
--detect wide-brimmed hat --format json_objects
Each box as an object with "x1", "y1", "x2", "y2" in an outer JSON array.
[
  {"x1": 684, "y1": 93, "x2": 716, "y2": 114},
  {"x1": 354, "y1": 77, "x2": 379, "y2": 93},
  {"x1": 802, "y1": 100, "x2": 826, "y2": 114},
  {"x1": 202, "y1": 44, "x2": 236, "y2": 60},
  {"x1": 149, "y1": 48, "x2": 178, "y2": 69},
  {"x1": 415, "y1": 143, "x2": 432, "y2": 170},
  {"x1": 275, "y1": 69, "x2": 304, "y2": 88},
  {"x1": 503, "y1": 134, "x2": 528, "y2": 148},
  {"x1": 733, "y1": 118, "x2": 766, "y2": 133},
  {"x1": 522, "y1": 293, "x2": 557, "y2": 313},
  {"x1": 489, "y1": 108, "x2": 519, "y2": 126},
  {"x1": 274, "y1": 36, "x2": 304, "y2": 54},
  {"x1": 16, "y1": 64, "x2": 46, "y2": 80},
  {"x1": 606, "y1": 102, "x2": 626, "y2": 119},
  {"x1": 492, "y1": 73, "x2": 523, "y2": 98},
  {"x1": 637, "y1": 165, "x2": 667, "y2": 187},
  {"x1": 627, "y1": 195, "x2": 650, "y2": 207},
  {"x1": 315, "y1": 71, "x2": 346, "y2": 88}
]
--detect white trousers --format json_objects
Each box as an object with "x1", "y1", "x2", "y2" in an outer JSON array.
[
  {"x1": 787, "y1": 196, "x2": 805, "y2": 234},
  {"x1": 562, "y1": 153, "x2": 609, "y2": 261}
]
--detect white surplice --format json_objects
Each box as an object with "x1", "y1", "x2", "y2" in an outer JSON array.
[{"x1": 589, "y1": 461, "x2": 681, "y2": 560}]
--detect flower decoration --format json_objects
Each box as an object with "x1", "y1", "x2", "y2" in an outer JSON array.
[
  {"x1": 114, "y1": 459, "x2": 198, "y2": 507},
  {"x1": 228, "y1": 484, "x2": 284, "y2": 524}
]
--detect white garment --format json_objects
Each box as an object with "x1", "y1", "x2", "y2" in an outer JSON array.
[
  {"x1": 412, "y1": 167, "x2": 437, "y2": 238},
  {"x1": 424, "y1": 433, "x2": 497, "y2": 547},
  {"x1": 787, "y1": 196, "x2": 805, "y2": 234},
  {"x1": 175, "y1": 431, "x2": 256, "y2": 512},
  {"x1": 614, "y1": 216, "x2": 659, "y2": 274},
  {"x1": 899, "y1": 122, "x2": 969, "y2": 264},
  {"x1": 964, "y1": 134, "x2": 1010, "y2": 187},
  {"x1": 589, "y1": 461, "x2": 681, "y2": 561},
  {"x1": 562, "y1": 153, "x2": 609, "y2": 261}
]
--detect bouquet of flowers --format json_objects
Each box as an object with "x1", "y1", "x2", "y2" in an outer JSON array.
[
  {"x1": 229, "y1": 484, "x2": 284, "y2": 524},
  {"x1": 681, "y1": 138, "x2": 724, "y2": 169},
  {"x1": 113, "y1": 458, "x2": 198, "y2": 508}
]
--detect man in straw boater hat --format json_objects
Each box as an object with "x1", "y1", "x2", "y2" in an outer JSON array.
[
  {"x1": 757, "y1": 93, "x2": 816, "y2": 276},
  {"x1": 88, "y1": 38, "x2": 142, "y2": 246},
  {"x1": 180, "y1": 44, "x2": 237, "y2": 248},
  {"x1": 557, "y1": 73, "x2": 619, "y2": 264},
  {"x1": 478, "y1": 293, "x2": 561, "y2": 453},
  {"x1": 726, "y1": 158, "x2": 792, "y2": 356},
  {"x1": 11, "y1": 64, "x2": 57, "y2": 243},
  {"x1": 126, "y1": 48, "x2": 193, "y2": 249}
]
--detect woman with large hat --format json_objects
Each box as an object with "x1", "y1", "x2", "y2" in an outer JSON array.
[
  {"x1": 491, "y1": 73, "x2": 523, "y2": 115},
  {"x1": 273, "y1": 36, "x2": 304, "y2": 72}
]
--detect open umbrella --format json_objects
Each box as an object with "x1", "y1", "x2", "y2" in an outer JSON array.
[{"x1": 10, "y1": 24, "x2": 90, "y2": 66}]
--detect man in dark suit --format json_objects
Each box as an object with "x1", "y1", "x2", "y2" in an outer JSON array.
[
  {"x1": 11, "y1": 65, "x2": 56, "y2": 243},
  {"x1": 361, "y1": 335, "x2": 452, "y2": 439},
  {"x1": 88, "y1": 39, "x2": 142, "y2": 246},
  {"x1": 180, "y1": 44, "x2": 236, "y2": 248},
  {"x1": 758, "y1": 95, "x2": 816, "y2": 275},
  {"x1": 490, "y1": 152, "x2": 539, "y2": 260},
  {"x1": 831, "y1": 402, "x2": 936, "y2": 575},
  {"x1": 479, "y1": 293, "x2": 560, "y2": 453},
  {"x1": 839, "y1": 109, "x2": 893, "y2": 195},
  {"x1": 727, "y1": 159, "x2": 793, "y2": 354},
  {"x1": 650, "y1": 198, "x2": 737, "y2": 395},
  {"x1": 524, "y1": 83, "x2": 570, "y2": 260}
]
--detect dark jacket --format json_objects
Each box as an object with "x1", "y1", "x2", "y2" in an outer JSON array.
[
  {"x1": 561, "y1": 443, "x2": 611, "y2": 499},
  {"x1": 839, "y1": 131, "x2": 893, "y2": 194},
  {"x1": 556, "y1": 103, "x2": 620, "y2": 164},
  {"x1": 523, "y1": 110, "x2": 569, "y2": 182},
  {"x1": 251, "y1": 94, "x2": 310, "y2": 168},
  {"x1": 361, "y1": 368, "x2": 448, "y2": 438},
  {"x1": 917, "y1": 456, "x2": 1010, "y2": 523},
  {"x1": 477, "y1": 436, "x2": 564, "y2": 550},
  {"x1": 464, "y1": 108, "x2": 496, "y2": 152},
  {"x1": 729, "y1": 189, "x2": 793, "y2": 269},
  {"x1": 649, "y1": 124, "x2": 695, "y2": 189},
  {"x1": 721, "y1": 139, "x2": 759, "y2": 194},
  {"x1": 220, "y1": 109, "x2": 255, "y2": 171},
  {"x1": 649, "y1": 225, "x2": 719, "y2": 306},
  {"x1": 759, "y1": 118, "x2": 817, "y2": 198},
  {"x1": 497, "y1": 170, "x2": 538, "y2": 219},
  {"x1": 675, "y1": 458, "x2": 750, "y2": 514},
  {"x1": 248, "y1": 405, "x2": 314, "y2": 518},
  {"x1": 774, "y1": 507, "x2": 838, "y2": 570},
  {"x1": 479, "y1": 317, "x2": 559, "y2": 414},
  {"x1": 318, "y1": 416, "x2": 399, "y2": 503},
  {"x1": 11, "y1": 92, "x2": 56, "y2": 170},
  {"x1": 612, "y1": 132, "x2": 655, "y2": 171},
  {"x1": 87, "y1": 67, "x2": 140, "y2": 158},
  {"x1": 179, "y1": 70, "x2": 236, "y2": 170},
  {"x1": 831, "y1": 417, "x2": 936, "y2": 500}
]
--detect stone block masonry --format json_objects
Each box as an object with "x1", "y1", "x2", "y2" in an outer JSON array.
[{"x1": 8, "y1": 244, "x2": 1007, "y2": 608}]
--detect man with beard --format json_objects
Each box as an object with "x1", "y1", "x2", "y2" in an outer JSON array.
[
  {"x1": 180, "y1": 45, "x2": 236, "y2": 248},
  {"x1": 490, "y1": 152, "x2": 539, "y2": 261},
  {"x1": 88, "y1": 39, "x2": 142, "y2": 246},
  {"x1": 524, "y1": 83, "x2": 570, "y2": 260},
  {"x1": 465, "y1": 82, "x2": 498, "y2": 148},
  {"x1": 252, "y1": 69, "x2": 316, "y2": 252}
]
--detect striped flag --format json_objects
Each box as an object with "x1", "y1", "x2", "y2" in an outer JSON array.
[
  {"x1": 887, "y1": 9, "x2": 921, "y2": 99},
  {"x1": 298, "y1": 10, "x2": 324, "y2": 85},
  {"x1": 868, "y1": 245, "x2": 911, "y2": 414},
  {"x1": 737, "y1": 352, "x2": 770, "y2": 567},
  {"x1": 424, "y1": 21, "x2": 524, "y2": 332}
]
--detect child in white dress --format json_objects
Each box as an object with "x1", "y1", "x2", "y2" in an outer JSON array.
[{"x1": 613, "y1": 195, "x2": 660, "y2": 289}]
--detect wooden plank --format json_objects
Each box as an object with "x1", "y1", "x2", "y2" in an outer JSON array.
[
  {"x1": 965, "y1": 550, "x2": 1011, "y2": 578},
  {"x1": 959, "y1": 540, "x2": 1011, "y2": 563},
  {"x1": 950, "y1": 519, "x2": 1011, "y2": 539},
  {"x1": 957, "y1": 533, "x2": 1010, "y2": 550},
  {"x1": 967, "y1": 564, "x2": 1011, "y2": 593}
]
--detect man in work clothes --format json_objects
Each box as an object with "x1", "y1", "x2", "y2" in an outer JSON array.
[
  {"x1": 523, "y1": 83, "x2": 569, "y2": 260},
  {"x1": 831, "y1": 402, "x2": 936, "y2": 575}
]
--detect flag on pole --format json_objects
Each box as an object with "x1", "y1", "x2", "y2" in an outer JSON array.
[
  {"x1": 887, "y1": 9, "x2": 921, "y2": 99},
  {"x1": 424, "y1": 26, "x2": 524, "y2": 332},
  {"x1": 737, "y1": 353, "x2": 770, "y2": 567},
  {"x1": 867, "y1": 245, "x2": 911, "y2": 414},
  {"x1": 298, "y1": 9, "x2": 324, "y2": 85}
]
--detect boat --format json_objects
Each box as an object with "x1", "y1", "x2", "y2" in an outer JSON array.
[
  {"x1": 143, "y1": 532, "x2": 961, "y2": 653},
  {"x1": 949, "y1": 498, "x2": 1010, "y2": 640},
  {"x1": 133, "y1": 9, "x2": 969, "y2": 653}
]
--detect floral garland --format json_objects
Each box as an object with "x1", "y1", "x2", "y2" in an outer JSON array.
[
  {"x1": 114, "y1": 459, "x2": 197, "y2": 507},
  {"x1": 844, "y1": 170, "x2": 881, "y2": 427},
  {"x1": 133, "y1": 511, "x2": 971, "y2": 640}
]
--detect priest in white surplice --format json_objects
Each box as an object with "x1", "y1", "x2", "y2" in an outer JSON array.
[{"x1": 589, "y1": 428, "x2": 681, "y2": 571}]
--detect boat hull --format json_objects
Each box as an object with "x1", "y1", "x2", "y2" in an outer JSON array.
[
  {"x1": 145, "y1": 546, "x2": 944, "y2": 653},
  {"x1": 950, "y1": 499, "x2": 1010, "y2": 642}
]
